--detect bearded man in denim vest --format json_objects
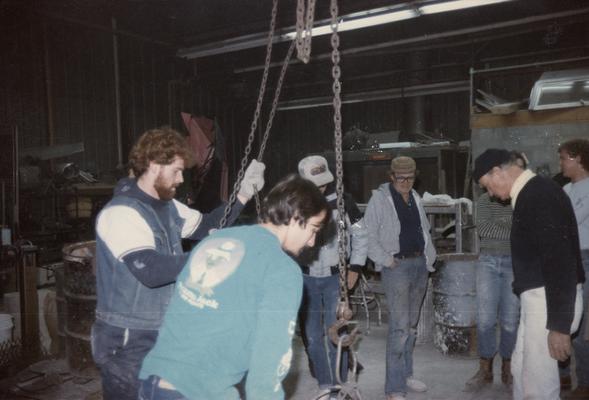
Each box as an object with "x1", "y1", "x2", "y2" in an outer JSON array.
[{"x1": 92, "y1": 127, "x2": 265, "y2": 400}]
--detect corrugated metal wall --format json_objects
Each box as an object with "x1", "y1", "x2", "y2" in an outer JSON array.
[
  {"x1": 1, "y1": 11, "x2": 234, "y2": 181},
  {"x1": 2, "y1": 10, "x2": 509, "y2": 202}
]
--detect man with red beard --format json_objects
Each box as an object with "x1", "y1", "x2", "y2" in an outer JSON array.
[{"x1": 92, "y1": 127, "x2": 265, "y2": 400}]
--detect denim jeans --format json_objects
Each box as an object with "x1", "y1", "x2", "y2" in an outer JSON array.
[
  {"x1": 573, "y1": 251, "x2": 589, "y2": 387},
  {"x1": 301, "y1": 274, "x2": 348, "y2": 388},
  {"x1": 138, "y1": 375, "x2": 189, "y2": 400},
  {"x1": 90, "y1": 319, "x2": 158, "y2": 400},
  {"x1": 476, "y1": 254, "x2": 520, "y2": 359},
  {"x1": 381, "y1": 256, "x2": 429, "y2": 396}
]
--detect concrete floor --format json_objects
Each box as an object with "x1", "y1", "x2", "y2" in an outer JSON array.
[
  {"x1": 285, "y1": 318, "x2": 512, "y2": 400},
  {"x1": 0, "y1": 310, "x2": 515, "y2": 400}
]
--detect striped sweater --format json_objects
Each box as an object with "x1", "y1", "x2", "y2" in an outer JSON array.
[{"x1": 476, "y1": 192, "x2": 512, "y2": 255}]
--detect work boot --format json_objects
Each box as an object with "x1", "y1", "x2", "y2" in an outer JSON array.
[
  {"x1": 463, "y1": 357, "x2": 493, "y2": 392},
  {"x1": 564, "y1": 386, "x2": 589, "y2": 399},
  {"x1": 501, "y1": 358, "x2": 512, "y2": 386},
  {"x1": 561, "y1": 376, "x2": 573, "y2": 392}
]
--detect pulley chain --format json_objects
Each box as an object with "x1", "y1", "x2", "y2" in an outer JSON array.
[
  {"x1": 218, "y1": 0, "x2": 278, "y2": 229},
  {"x1": 330, "y1": 0, "x2": 351, "y2": 321},
  {"x1": 295, "y1": 0, "x2": 316, "y2": 64},
  {"x1": 253, "y1": 39, "x2": 297, "y2": 216}
]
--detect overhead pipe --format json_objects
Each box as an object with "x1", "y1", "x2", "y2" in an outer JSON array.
[
  {"x1": 277, "y1": 80, "x2": 469, "y2": 111},
  {"x1": 234, "y1": 7, "x2": 589, "y2": 74}
]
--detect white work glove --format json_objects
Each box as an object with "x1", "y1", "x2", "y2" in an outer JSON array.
[{"x1": 238, "y1": 159, "x2": 265, "y2": 201}]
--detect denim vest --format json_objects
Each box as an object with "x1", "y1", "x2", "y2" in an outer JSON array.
[{"x1": 95, "y1": 194, "x2": 184, "y2": 330}]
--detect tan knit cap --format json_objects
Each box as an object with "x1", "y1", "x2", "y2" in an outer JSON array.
[{"x1": 390, "y1": 156, "x2": 416, "y2": 174}]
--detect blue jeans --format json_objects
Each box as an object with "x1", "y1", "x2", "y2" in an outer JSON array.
[
  {"x1": 301, "y1": 274, "x2": 348, "y2": 388},
  {"x1": 476, "y1": 254, "x2": 520, "y2": 359},
  {"x1": 138, "y1": 376, "x2": 188, "y2": 400},
  {"x1": 90, "y1": 319, "x2": 158, "y2": 400},
  {"x1": 381, "y1": 256, "x2": 429, "y2": 396},
  {"x1": 573, "y1": 251, "x2": 589, "y2": 387}
]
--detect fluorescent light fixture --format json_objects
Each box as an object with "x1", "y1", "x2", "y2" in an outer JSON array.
[
  {"x1": 420, "y1": 0, "x2": 514, "y2": 15},
  {"x1": 283, "y1": 7, "x2": 418, "y2": 40},
  {"x1": 529, "y1": 69, "x2": 589, "y2": 110},
  {"x1": 178, "y1": 0, "x2": 516, "y2": 59}
]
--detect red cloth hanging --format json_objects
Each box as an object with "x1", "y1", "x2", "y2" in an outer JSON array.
[{"x1": 181, "y1": 112, "x2": 229, "y2": 201}]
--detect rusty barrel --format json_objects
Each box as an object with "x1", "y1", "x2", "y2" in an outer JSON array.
[
  {"x1": 63, "y1": 240, "x2": 96, "y2": 370},
  {"x1": 432, "y1": 253, "x2": 478, "y2": 356}
]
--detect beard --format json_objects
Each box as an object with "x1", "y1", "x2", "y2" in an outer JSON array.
[{"x1": 154, "y1": 174, "x2": 177, "y2": 201}]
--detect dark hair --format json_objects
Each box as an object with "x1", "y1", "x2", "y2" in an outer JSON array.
[
  {"x1": 260, "y1": 174, "x2": 330, "y2": 228},
  {"x1": 559, "y1": 138, "x2": 589, "y2": 171},
  {"x1": 128, "y1": 127, "x2": 194, "y2": 177}
]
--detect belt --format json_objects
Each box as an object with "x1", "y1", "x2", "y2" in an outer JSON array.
[
  {"x1": 394, "y1": 251, "x2": 423, "y2": 260},
  {"x1": 301, "y1": 265, "x2": 340, "y2": 275}
]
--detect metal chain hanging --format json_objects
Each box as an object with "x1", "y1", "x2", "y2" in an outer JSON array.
[
  {"x1": 295, "y1": 0, "x2": 316, "y2": 64},
  {"x1": 330, "y1": 0, "x2": 352, "y2": 323},
  {"x1": 252, "y1": 39, "x2": 297, "y2": 216},
  {"x1": 218, "y1": 0, "x2": 278, "y2": 229}
]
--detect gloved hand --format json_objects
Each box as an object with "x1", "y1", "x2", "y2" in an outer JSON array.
[{"x1": 238, "y1": 159, "x2": 265, "y2": 201}]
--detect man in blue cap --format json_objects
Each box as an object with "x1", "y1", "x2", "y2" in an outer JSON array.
[{"x1": 473, "y1": 148, "x2": 585, "y2": 400}]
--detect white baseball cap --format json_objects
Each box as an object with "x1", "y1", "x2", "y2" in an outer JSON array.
[{"x1": 298, "y1": 155, "x2": 334, "y2": 187}]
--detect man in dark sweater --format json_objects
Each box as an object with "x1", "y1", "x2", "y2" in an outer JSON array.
[{"x1": 473, "y1": 148, "x2": 585, "y2": 400}]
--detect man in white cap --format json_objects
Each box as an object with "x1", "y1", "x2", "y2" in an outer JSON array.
[
  {"x1": 364, "y1": 156, "x2": 436, "y2": 400},
  {"x1": 297, "y1": 155, "x2": 368, "y2": 399}
]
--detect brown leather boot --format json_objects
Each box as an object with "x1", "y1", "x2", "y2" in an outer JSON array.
[
  {"x1": 501, "y1": 358, "x2": 512, "y2": 385},
  {"x1": 464, "y1": 358, "x2": 493, "y2": 392},
  {"x1": 561, "y1": 376, "x2": 573, "y2": 392},
  {"x1": 563, "y1": 386, "x2": 589, "y2": 399}
]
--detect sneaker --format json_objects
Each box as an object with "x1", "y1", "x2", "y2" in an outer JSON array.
[
  {"x1": 386, "y1": 394, "x2": 406, "y2": 400},
  {"x1": 406, "y1": 377, "x2": 427, "y2": 392}
]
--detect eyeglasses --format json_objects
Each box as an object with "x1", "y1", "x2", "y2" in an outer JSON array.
[{"x1": 395, "y1": 175, "x2": 415, "y2": 183}]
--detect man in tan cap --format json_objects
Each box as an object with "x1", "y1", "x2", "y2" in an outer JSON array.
[{"x1": 364, "y1": 156, "x2": 436, "y2": 400}]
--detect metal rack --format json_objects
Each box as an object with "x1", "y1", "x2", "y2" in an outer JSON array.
[{"x1": 424, "y1": 202, "x2": 466, "y2": 254}]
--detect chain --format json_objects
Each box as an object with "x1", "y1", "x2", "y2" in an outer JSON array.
[
  {"x1": 253, "y1": 39, "x2": 297, "y2": 215},
  {"x1": 330, "y1": 0, "x2": 350, "y2": 318},
  {"x1": 295, "y1": 0, "x2": 305, "y2": 59},
  {"x1": 295, "y1": 0, "x2": 316, "y2": 64},
  {"x1": 218, "y1": 0, "x2": 278, "y2": 229},
  {"x1": 257, "y1": 40, "x2": 295, "y2": 162}
]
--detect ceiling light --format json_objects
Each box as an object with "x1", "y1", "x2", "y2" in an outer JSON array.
[
  {"x1": 283, "y1": 7, "x2": 418, "y2": 40},
  {"x1": 420, "y1": 0, "x2": 514, "y2": 15},
  {"x1": 529, "y1": 69, "x2": 589, "y2": 111},
  {"x1": 178, "y1": 0, "x2": 516, "y2": 59}
]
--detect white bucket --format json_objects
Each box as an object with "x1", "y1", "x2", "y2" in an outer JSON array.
[{"x1": 0, "y1": 314, "x2": 13, "y2": 344}]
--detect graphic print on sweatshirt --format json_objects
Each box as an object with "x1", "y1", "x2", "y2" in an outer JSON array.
[{"x1": 177, "y1": 238, "x2": 244, "y2": 309}]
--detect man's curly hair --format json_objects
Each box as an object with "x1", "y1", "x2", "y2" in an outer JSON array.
[{"x1": 128, "y1": 127, "x2": 194, "y2": 177}]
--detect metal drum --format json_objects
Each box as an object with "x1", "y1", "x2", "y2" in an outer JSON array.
[
  {"x1": 63, "y1": 240, "x2": 96, "y2": 370},
  {"x1": 432, "y1": 253, "x2": 478, "y2": 356}
]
